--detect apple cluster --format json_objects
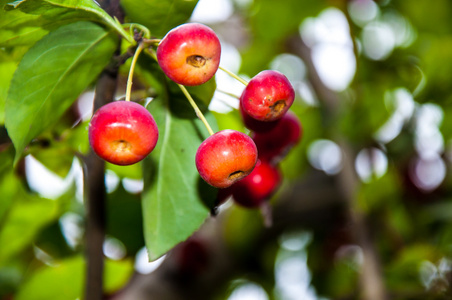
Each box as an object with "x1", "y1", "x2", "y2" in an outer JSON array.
[
  {"x1": 88, "y1": 23, "x2": 302, "y2": 214},
  {"x1": 216, "y1": 110, "x2": 302, "y2": 215}
]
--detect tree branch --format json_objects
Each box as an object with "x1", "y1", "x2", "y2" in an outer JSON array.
[
  {"x1": 286, "y1": 34, "x2": 388, "y2": 300},
  {"x1": 83, "y1": 1, "x2": 124, "y2": 299}
]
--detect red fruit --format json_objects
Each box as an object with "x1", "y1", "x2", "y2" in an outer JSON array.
[
  {"x1": 240, "y1": 104, "x2": 280, "y2": 133},
  {"x1": 232, "y1": 160, "x2": 282, "y2": 208},
  {"x1": 88, "y1": 101, "x2": 158, "y2": 166},
  {"x1": 173, "y1": 237, "x2": 210, "y2": 277},
  {"x1": 196, "y1": 130, "x2": 258, "y2": 188},
  {"x1": 252, "y1": 111, "x2": 302, "y2": 164},
  {"x1": 240, "y1": 70, "x2": 295, "y2": 122},
  {"x1": 157, "y1": 23, "x2": 221, "y2": 86}
]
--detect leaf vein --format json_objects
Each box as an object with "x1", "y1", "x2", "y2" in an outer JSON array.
[{"x1": 24, "y1": 28, "x2": 110, "y2": 143}]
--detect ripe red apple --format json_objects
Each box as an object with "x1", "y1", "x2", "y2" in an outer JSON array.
[
  {"x1": 231, "y1": 160, "x2": 282, "y2": 208},
  {"x1": 240, "y1": 104, "x2": 280, "y2": 133},
  {"x1": 89, "y1": 101, "x2": 159, "y2": 166},
  {"x1": 252, "y1": 111, "x2": 302, "y2": 164},
  {"x1": 195, "y1": 129, "x2": 258, "y2": 188},
  {"x1": 157, "y1": 23, "x2": 221, "y2": 86},
  {"x1": 173, "y1": 237, "x2": 210, "y2": 277},
  {"x1": 240, "y1": 70, "x2": 295, "y2": 121}
]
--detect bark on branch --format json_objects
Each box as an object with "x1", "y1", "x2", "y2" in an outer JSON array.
[
  {"x1": 286, "y1": 34, "x2": 388, "y2": 300},
  {"x1": 83, "y1": 1, "x2": 124, "y2": 299}
]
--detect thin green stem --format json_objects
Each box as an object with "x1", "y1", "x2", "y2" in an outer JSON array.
[
  {"x1": 142, "y1": 38, "x2": 162, "y2": 45},
  {"x1": 104, "y1": 16, "x2": 135, "y2": 45},
  {"x1": 125, "y1": 43, "x2": 145, "y2": 102},
  {"x1": 178, "y1": 84, "x2": 215, "y2": 136},
  {"x1": 219, "y1": 66, "x2": 248, "y2": 86},
  {"x1": 123, "y1": 23, "x2": 151, "y2": 39},
  {"x1": 145, "y1": 48, "x2": 158, "y2": 61},
  {"x1": 217, "y1": 89, "x2": 240, "y2": 99}
]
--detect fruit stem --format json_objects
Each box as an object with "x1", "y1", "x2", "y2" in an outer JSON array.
[
  {"x1": 125, "y1": 43, "x2": 145, "y2": 102},
  {"x1": 142, "y1": 38, "x2": 162, "y2": 45},
  {"x1": 217, "y1": 89, "x2": 240, "y2": 100},
  {"x1": 123, "y1": 23, "x2": 151, "y2": 40},
  {"x1": 219, "y1": 66, "x2": 248, "y2": 86},
  {"x1": 178, "y1": 84, "x2": 215, "y2": 136}
]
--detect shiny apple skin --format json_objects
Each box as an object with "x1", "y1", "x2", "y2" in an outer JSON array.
[
  {"x1": 157, "y1": 23, "x2": 221, "y2": 86},
  {"x1": 240, "y1": 70, "x2": 295, "y2": 121},
  {"x1": 231, "y1": 160, "x2": 282, "y2": 208},
  {"x1": 88, "y1": 101, "x2": 159, "y2": 166},
  {"x1": 252, "y1": 111, "x2": 302, "y2": 164},
  {"x1": 195, "y1": 130, "x2": 258, "y2": 188},
  {"x1": 240, "y1": 104, "x2": 280, "y2": 133}
]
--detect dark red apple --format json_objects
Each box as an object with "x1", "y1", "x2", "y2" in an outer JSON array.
[
  {"x1": 252, "y1": 111, "x2": 302, "y2": 164},
  {"x1": 240, "y1": 104, "x2": 280, "y2": 133},
  {"x1": 231, "y1": 160, "x2": 282, "y2": 208}
]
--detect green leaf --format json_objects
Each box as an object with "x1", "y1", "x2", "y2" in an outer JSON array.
[
  {"x1": 16, "y1": 256, "x2": 84, "y2": 300},
  {"x1": 0, "y1": 172, "x2": 18, "y2": 225},
  {"x1": 107, "y1": 162, "x2": 143, "y2": 179},
  {"x1": 107, "y1": 183, "x2": 145, "y2": 255},
  {"x1": 34, "y1": 221, "x2": 75, "y2": 259},
  {"x1": 104, "y1": 258, "x2": 134, "y2": 292},
  {"x1": 212, "y1": 110, "x2": 247, "y2": 133},
  {"x1": 386, "y1": 244, "x2": 439, "y2": 293},
  {"x1": 0, "y1": 263, "x2": 23, "y2": 297},
  {"x1": 0, "y1": 51, "x2": 17, "y2": 124},
  {"x1": 185, "y1": 76, "x2": 217, "y2": 108},
  {"x1": 30, "y1": 145, "x2": 75, "y2": 178},
  {"x1": 121, "y1": 0, "x2": 199, "y2": 37},
  {"x1": 0, "y1": 143, "x2": 15, "y2": 178},
  {"x1": 5, "y1": 0, "x2": 134, "y2": 44},
  {"x1": 0, "y1": 8, "x2": 49, "y2": 48},
  {"x1": 142, "y1": 94, "x2": 218, "y2": 260},
  {"x1": 0, "y1": 193, "x2": 58, "y2": 263},
  {"x1": 356, "y1": 166, "x2": 402, "y2": 212},
  {"x1": 15, "y1": 256, "x2": 133, "y2": 300},
  {"x1": 5, "y1": 21, "x2": 118, "y2": 164}
]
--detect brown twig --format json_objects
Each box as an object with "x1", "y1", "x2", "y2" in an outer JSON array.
[
  {"x1": 83, "y1": 71, "x2": 119, "y2": 300},
  {"x1": 83, "y1": 1, "x2": 124, "y2": 300},
  {"x1": 286, "y1": 34, "x2": 388, "y2": 300}
]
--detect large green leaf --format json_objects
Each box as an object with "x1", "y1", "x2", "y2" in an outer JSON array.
[
  {"x1": 5, "y1": 21, "x2": 118, "y2": 163},
  {"x1": 0, "y1": 50, "x2": 17, "y2": 124},
  {"x1": 142, "y1": 93, "x2": 218, "y2": 261},
  {"x1": 0, "y1": 193, "x2": 58, "y2": 263},
  {"x1": 120, "y1": 0, "x2": 199, "y2": 37},
  {"x1": 15, "y1": 256, "x2": 133, "y2": 300},
  {"x1": 0, "y1": 173, "x2": 18, "y2": 226},
  {"x1": 4, "y1": 0, "x2": 134, "y2": 44},
  {"x1": 0, "y1": 7, "x2": 49, "y2": 48}
]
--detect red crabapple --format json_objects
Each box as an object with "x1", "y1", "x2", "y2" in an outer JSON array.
[
  {"x1": 240, "y1": 104, "x2": 280, "y2": 133},
  {"x1": 195, "y1": 129, "x2": 258, "y2": 188},
  {"x1": 240, "y1": 70, "x2": 295, "y2": 122},
  {"x1": 157, "y1": 23, "x2": 221, "y2": 86},
  {"x1": 88, "y1": 101, "x2": 158, "y2": 166},
  {"x1": 252, "y1": 111, "x2": 302, "y2": 164},
  {"x1": 231, "y1": 160, "x2": 282, "y2": 208},
  {"x1": 173, "y1": 237, "x2": 210, "y2": 277}
]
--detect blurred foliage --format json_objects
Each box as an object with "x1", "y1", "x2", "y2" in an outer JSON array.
[{"x1": 1, "y1": 0, "x2": 452, "y2": 299}]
